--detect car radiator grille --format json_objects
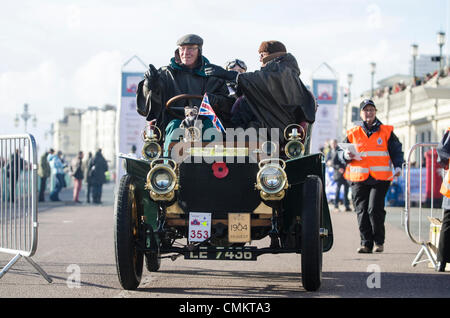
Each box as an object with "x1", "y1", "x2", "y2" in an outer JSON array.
[{"x1": 178, "y1": 160, "x2": 261, "y2": 215}]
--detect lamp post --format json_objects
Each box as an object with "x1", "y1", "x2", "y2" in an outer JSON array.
[
  {"x1": 437, "y1": 31, "x2": 446, "y2": 74},
  {"x1": 45, "y1": 123, "x2": 55, "y2": 141},
  {"x1": 14, "y1": 103, "x2": 37, "y2": 133},
  {"x1": 370, "y1": 62, "x2": 376, "y2": 98},
  {"x1": 347, "y1": 73, "x2": 353, "y2": 102},
  {"x1": 411, "y1": 44, "x2": 418, "y2": 85}
]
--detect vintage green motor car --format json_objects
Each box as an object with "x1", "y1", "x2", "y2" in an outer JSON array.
[{"x1": 114, "y1": 94, "x2": 333, "y2": 292}]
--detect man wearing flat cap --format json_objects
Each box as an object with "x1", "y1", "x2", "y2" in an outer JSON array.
[
  {"x1": 205, "y1": 40, "x2": 316, "y2": 140},
  {"x1": 136, "y1": 34, "x2": 234, "y2": 135},
  {"x1": 337, "y1": 99, "x2": 404, "y2": 254}
]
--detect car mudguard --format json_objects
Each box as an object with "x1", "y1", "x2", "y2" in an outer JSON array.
[{"x1": 284, "y1": 153, "x2": 334, "y2": 252}]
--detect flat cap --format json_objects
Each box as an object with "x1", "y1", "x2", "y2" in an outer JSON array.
[{"x1": 176, "y1": 34, "x2": 203, "y2": 46}]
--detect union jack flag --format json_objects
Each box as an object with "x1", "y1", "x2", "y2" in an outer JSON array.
[{"x1": 198, "y1": 93, "x2": 225, "y2": 133}]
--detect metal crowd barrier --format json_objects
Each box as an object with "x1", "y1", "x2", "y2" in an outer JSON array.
[
  {"x1": 0, "y1": 134, "x2": 52, "y2": 282},
  {"x1": 404, "y1": 142, "x2": 441, "y2": 270}
]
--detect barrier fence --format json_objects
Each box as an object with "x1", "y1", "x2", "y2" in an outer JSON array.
[
  {"x1": 404, "y1": 142, "x2": 442, "y2": 270},
  {"x1": 0, "y1": 134, "x2": 52, "y2": 282}
]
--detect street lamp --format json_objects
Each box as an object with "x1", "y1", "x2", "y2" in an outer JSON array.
[
  {"x1": 411, "y1": 43, "x2": 418, "y2": 85},
  {"x1": 347, "y1": 73, "x2": 353, "y2": 102},
  {"x1": 370, "y1": 62, "x2": 376, "y2": 98},
  {"x1": 45, "y1": 123, "x2": 55, "y2": 141},
  {"x1": 437, "y1": 31, "x2": 446, "y2": 74},
  {"x1": 14, "y1": 103, "x2": 37, "y2": 133}
]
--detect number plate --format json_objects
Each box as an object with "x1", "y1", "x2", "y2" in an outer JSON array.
[
  {"x1": 188, "y1": 212, "x2": 211, "y2": 243},
  {"x1": 185, "y1": 247, "x2": 257, "y2": 261},
  {"x1": 228, "y1": 213, "x2": 251, "y2": 243}
]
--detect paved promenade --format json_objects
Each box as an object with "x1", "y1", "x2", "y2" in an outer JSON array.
[{"x1": 0, "y1": 183, "x2": 449, "y2": 298}]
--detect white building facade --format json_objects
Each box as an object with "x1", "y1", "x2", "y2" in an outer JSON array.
[
  {"x1": 343, "y1": 75, "x2": 450, "y2": 158},
  {"x1": 53, "y1": 108, "x2": 82, "y2": 160},
  {"x1": 53, "y1": 105, "x2": 117, "y2": 170}
]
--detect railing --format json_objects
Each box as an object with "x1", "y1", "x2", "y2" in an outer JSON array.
[
  {"x1": 0, "y1": 134, "x2": 52, "y2": 282},
  {"x1": 404, "y1": 142, "x2": 441, "y2": 270}
]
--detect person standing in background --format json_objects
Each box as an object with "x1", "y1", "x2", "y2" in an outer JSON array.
[
  {"x1": 6, "y1": 149, "x2": 24, "y2": 203},
  {"x1": 436, "y1": 127, "x2": 450, "y2": 272},
  {"x1": 327, "y1": 139, "x2": 351, "y2": 212},
  {"x1": 49, "y1": 151, "x2": 66, "y2": 202},
  {"x1": 84, "y1": 152, "x2": 93, "y2": 203},
  {"x1": 38, "y1": 149, "x2": 52, "y2": 202},
  {"x1": 70, "y1": 151, "x2": 84, "y2": 203},
  {"x1": 88, "y1": 149, "x2": 108, "y2": 204}
]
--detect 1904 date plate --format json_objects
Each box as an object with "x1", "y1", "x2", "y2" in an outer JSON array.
[{"x1": 184, "y1": 246, "x2": 257, "y2": 261}]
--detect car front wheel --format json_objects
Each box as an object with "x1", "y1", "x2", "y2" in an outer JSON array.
[
  {"x1": 114, "y1": 174, "x2": 144, "y2": 290},
  {"x1": 300, "y1": 175, "x2": 323, "y2": 291}
]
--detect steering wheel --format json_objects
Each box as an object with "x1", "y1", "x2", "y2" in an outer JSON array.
[{"x1": 165, "y1": 94, "x2": 204, "y2": 120}]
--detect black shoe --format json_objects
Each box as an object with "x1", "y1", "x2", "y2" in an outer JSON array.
[
  {"x1": 357, "y1": 246, "x2": 372, "y2": 253},
  {"x1": 438, "y1": 262, "x2": 446, "y2": 272}
]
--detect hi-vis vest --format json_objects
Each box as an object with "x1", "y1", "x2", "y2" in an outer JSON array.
[
  {"x1": 440, "y1": 127, "x2": 450, "y2": 198},
  {"x1": 344, "y1": 125, "x2": 394, "y2": 182}
]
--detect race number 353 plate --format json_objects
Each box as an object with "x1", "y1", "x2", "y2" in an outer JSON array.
[{"x1": 188, "y1": 212, "x2": 211, "y2": 242}]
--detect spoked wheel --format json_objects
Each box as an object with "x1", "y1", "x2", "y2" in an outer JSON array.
[
  {"x1": 300, "y1": 175, "x2": 323, "y2": 291},
  {"x1": 114, "y1": 174, "x2": 144, "y2": 290}
]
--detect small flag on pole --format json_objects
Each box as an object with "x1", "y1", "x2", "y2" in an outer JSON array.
[{"x1": 198, "y1": 93, "x2": 226, "y2": 133}]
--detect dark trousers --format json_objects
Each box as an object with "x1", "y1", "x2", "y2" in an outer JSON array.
[
  {"x1": 50, "y1": 173, "x2": 64, "y2": 201},
  {"x1": 92, "y1": 183, "x2": 103, "y2": 203},
  {"x1": 334, "y1": 178, "x2": 350, "y2": 208},
  {"x1": 438, "y1": 209, "x2": 450, "y2": 263},
  {"x1": 8, "y1": 175, "x2": 19, "y2": 202},
  {"x1": 39, "y1": 177, "x2": 47, "y2": 201},
  {"x1": 86, "y1": 183, "x2": 92, "y2": 203},
  {"x1": 351, "y1": 181, "x2": 390, "y2": 249}
]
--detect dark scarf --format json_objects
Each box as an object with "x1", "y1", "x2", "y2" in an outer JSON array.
[{"x1": 359, "y1": 118, "x2": 382, "y2": 138}]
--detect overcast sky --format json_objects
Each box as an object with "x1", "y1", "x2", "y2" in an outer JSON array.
[{"x1": 0, "y1": 0, "x2": 449, "y2": 153}]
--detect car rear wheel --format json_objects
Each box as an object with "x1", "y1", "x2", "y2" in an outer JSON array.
[
  {"x1": 145, "y1": 242, "x2": 161, "y2": 272},
  {"x1": 300, "y1": 175, "x2": 323, "y2": 291},
  {"x1": 114, "y1": 174, "x2": 144, "y2": 290}
]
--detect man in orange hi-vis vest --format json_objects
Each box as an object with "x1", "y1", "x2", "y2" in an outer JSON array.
[
  {"x1": 436, "y1": 128, "x2": 450, "y2": 272},
  {"x1": 337, "y1": 99, "x2": 404, "y2": 254}
]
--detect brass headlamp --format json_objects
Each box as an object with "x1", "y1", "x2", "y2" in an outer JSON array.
[
  {"x1": 145, "y1": 159, "x2": 178, "y2": 201},
  {"x1": 284, "y1": 124, "x2": 305, "y2": 159},
  {"x1": 141, "y1": 124, "x2": 162, "y2": 161},
  {"x1": 255, "y1": 159, "x2": 289, "y2": 201}
]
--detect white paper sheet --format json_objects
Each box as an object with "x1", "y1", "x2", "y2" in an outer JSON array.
[{"x1": 338, "y1": 143, "x2": 362, "y2": 161}]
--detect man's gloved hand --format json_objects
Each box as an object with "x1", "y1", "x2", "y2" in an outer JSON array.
[
  {"x1": 144, "y1": 64, "x2": 159, "y2": 90},
  {"x1": 205, "y1": 65, "x2": 238, "y2": 81}
]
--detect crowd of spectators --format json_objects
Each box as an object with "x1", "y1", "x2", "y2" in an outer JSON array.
[{"x1": 366, "y1": 65, "x2": 450, "y2": 99}]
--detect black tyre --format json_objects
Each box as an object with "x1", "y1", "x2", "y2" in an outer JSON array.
[
  {"x1": 114, "y1": 174, "x2": 143, "y2": 290},
  {"x1": 145, "y1": 252, "x2": 161, "y2": 272},
  {"x1": 145, "y1": 236, "x2": 161, "y2": 273},
  {"x1": 300, "y1": 175, "x2": 323, "y2": 291}
]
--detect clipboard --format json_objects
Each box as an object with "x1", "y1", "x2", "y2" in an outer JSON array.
[{"x1": 338, "y1": 143, "x2": 362, "y2": 161}]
